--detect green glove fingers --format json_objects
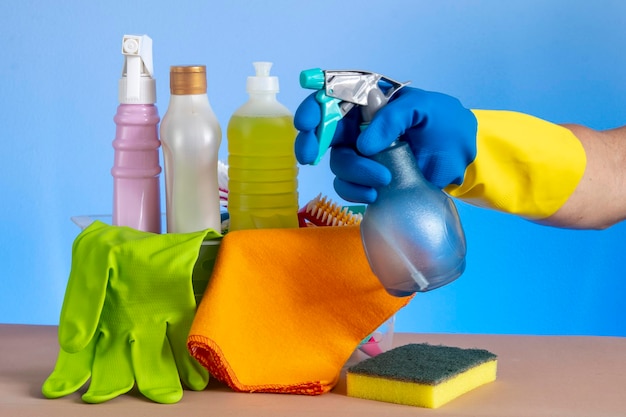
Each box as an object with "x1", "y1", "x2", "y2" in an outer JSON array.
[
  {"x1": 131, "y1": 328, "x2": 184, "y2": 404},
  {"x1": 81, "y1": 331, "x2": 135, "y2": 404},
  {"x1": 43, "y1": 221, "x2": 220, "y2": 404},
  {"x1": 59, "y1": 221, "x2": 113, "y2": 352},
  {"x1": 167, "y1": 316, "x2": 210, "y2": 391},
  {"x1": 41, "y1": 337, "x2": 95, "y2": 398},
  {"x1": 114, "y1": 230, "x2": 213, "y2": 399}
]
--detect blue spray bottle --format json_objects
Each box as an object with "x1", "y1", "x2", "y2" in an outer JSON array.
[{"x1": 300, "y1": 69, "x2": 466, "y2": 296}]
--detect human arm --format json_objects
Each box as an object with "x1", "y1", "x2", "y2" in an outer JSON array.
[{"x1": 539, "y1": 124, "x2": 626, "y2": 229}]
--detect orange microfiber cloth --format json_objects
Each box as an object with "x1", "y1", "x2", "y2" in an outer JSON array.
[{"x1": 188, "y1": 226, "x2": 412, "y2": 395}]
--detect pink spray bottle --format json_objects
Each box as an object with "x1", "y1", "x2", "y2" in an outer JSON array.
[{"x1": 112, "y1": 34, "x2": 162, "y2": 233}]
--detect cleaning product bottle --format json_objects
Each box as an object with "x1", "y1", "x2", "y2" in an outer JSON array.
[
  {"x1": 360, "y1": 140, "x2": 467, "y2": 296},
  {"x1": 227, "y1": 62, "x2": 299, "y2": 231},
  {"x1": 112, "y1": 34, "x2": 161, "y2": 233},
  {"x1": 358, "y1": 87, "x2": 466, "y2": 296},
  {"x1": 299, "y1": 68, "x2": 466, "y2": 296},
  {"x1": 160, "y1": 65, "x2": 222, "y2": 233}
]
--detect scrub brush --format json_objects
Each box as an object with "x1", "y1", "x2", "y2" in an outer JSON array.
[
  {"x1": 347, "y1": 343, "x2": 497, "y2": 409},
  {"x1": 298, "y1": 193, "x2": 363, "y2": 227}
]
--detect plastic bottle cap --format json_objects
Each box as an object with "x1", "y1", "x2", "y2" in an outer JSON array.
[
  {"x1": 169, "y1": 65, "x2": 207, "y2": 95},
  {"x1": 119, "y1": 34, "x2": 157, "y2": 104},
  {"x1": 246, "y1": 62, "x2": 279, "y2": 93}
]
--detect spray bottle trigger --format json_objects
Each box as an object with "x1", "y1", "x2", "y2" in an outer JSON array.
[
  {"x1": 120, "y1": 34, "x2": 154, "y2": 104},
  {"x1": 313, "y1": 91, "x2": 343, "y2": 165},
  {"x1": 121, "y1": 35, "x2": 153, "y2": 76}
]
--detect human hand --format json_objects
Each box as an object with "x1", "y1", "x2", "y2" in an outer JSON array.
[
  {"x1": 294, "y1": 87, "x2": 478, "y2": 203},
  {"x1": 42, "y1": 221, "x2": 218, "y2": 404}
]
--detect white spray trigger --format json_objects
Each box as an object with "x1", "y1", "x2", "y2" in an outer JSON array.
[{"x1": 119, "y1": 34, "x2": 156, "y2": 104}]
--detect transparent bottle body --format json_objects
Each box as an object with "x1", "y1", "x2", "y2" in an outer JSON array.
[
  {"x1": 227, "y1": 98, "x2": 299, "y2": 231},
  {"x1": 360, "y1": 141, "x2": 467, "y2": 296},
  {"x1": 160, "y1": 94, "x2": 222, "y2": 233},
  {"x1": 112, "y1": 103, "x2": 162, "y2": 233}
]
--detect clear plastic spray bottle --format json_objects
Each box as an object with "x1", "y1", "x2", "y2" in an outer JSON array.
[
  {"x1": 160, "y1": 65, "x2": 222, "y2": 233},
  {"x1": 112, "y1": 34, "x2": 162, "y2": 233},
  {"x1": 360, "y1": 140, "x2": 467, "y2": 296},
  {"x1": 299, "y1": 68, "x2": 466, "y2": 297},
  {"x1": 227, "y1": 62, "x2": 299, "y2": 231},
  {"x1": 359, "y1": 88, "x2": 466, "y2": 296}
]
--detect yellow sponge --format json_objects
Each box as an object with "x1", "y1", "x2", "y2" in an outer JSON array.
[{"x1": 346, "y1": 343, "x2": 497, "y2": 409}]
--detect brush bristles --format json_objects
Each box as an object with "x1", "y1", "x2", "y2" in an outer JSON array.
[{"x1": 301, "y1": 194, "x2": 363, "y2": 227}]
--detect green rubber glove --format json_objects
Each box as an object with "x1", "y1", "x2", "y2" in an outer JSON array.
[{"x1": 42, "y1": 220, "x2": 220, "y2": 404}]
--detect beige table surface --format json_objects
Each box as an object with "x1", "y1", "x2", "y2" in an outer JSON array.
[{"x1": 2, "y1": 324, "x2": 625, "y2": 416}]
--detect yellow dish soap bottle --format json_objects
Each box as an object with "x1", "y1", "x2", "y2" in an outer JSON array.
[{"x1": 227, "y1": 62, "x2": 299, "y2": 231}]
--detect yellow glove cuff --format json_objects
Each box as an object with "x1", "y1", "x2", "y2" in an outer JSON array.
[{"x1": 444, "y1": 110, "x2": 586, "y2": 220}]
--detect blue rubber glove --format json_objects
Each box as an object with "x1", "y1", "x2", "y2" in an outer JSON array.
[{"x1": 294, "y1": 87, "x2": 478, "y2": 204}]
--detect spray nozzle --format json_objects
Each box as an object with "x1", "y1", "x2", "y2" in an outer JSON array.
[
  {"x1": 119, "y1": 34, "x2": 156, "y2": 104},
  {"x1": 299, "y1": 68, "x2": 410, "y2": 164},
  {"x1": 247, "y1": 61, "x2": 279, "y2": 94}
]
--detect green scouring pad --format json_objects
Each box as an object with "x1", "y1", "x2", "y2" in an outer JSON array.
[{"x1": 346, "y1": 343, "x2": 497, "y2": 409}]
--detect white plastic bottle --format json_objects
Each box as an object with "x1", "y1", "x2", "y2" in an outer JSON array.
[
  {"x1": 160, "y1": 65, "x2": 222, "y2": 233},
  {"x1": 227, "y1": 62, "x2": 299, "y2": 231}
]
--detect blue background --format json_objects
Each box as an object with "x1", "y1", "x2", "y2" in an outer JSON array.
[{"x1": 1, "y1": 0, "x2": 625, "y2": 336}]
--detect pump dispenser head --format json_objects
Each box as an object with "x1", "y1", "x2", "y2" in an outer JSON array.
[
  {"x1": 246, "y1": 61, "x2": 279, "y2": 94},
  {"x1": 119, "y1": 34, "x2": 156, "y2": 104}
]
